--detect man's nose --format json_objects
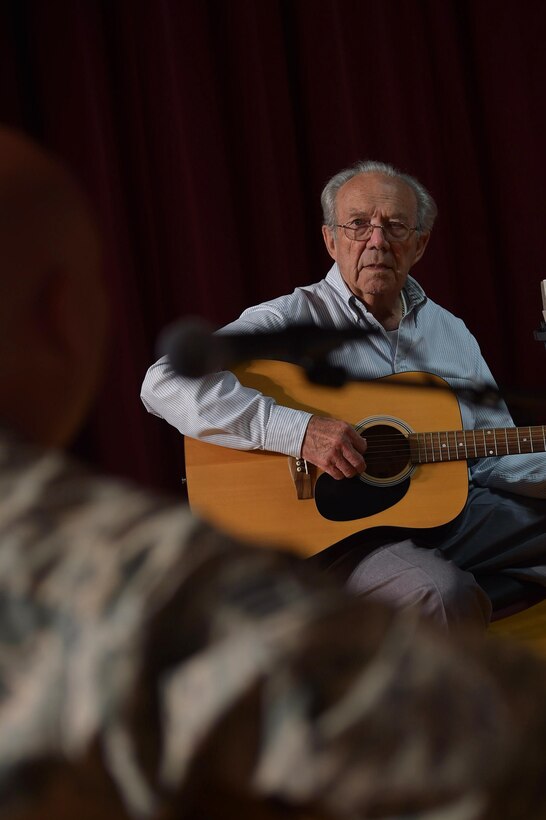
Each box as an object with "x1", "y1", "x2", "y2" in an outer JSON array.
[{"x1": 367, "y1": 224, "x2": 389, "y2": 248}]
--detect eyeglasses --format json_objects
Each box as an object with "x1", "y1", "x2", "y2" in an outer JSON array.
[{"x1": 335, "y1": 219, "x2": 418, "y2": 243}]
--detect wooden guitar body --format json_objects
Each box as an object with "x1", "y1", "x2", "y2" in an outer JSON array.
[{"x1": 184, "y1": 361, "x2": 469, "y2": 557}]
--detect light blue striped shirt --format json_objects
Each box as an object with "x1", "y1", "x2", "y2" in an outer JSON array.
[{"x1": 141, "y1": 264, "x2": 546, "y2": 498}]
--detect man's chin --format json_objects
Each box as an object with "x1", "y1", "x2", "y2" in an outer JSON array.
[{"x1": 358, "y1": 272, "x2": 394, "y2": 290}]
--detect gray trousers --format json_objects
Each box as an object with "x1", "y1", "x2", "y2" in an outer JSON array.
[{"x1": 313, "y1": 484, "x2": 546, "y2": 631}]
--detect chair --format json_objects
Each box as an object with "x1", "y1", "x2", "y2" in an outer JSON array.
[{"x1": 479, "y1": 574, "x2": 546, "y2": 622}]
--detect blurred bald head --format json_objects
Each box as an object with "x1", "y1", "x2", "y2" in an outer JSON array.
[{"x1": 0, "y1": 127, "x2": 107, "y2": 447}]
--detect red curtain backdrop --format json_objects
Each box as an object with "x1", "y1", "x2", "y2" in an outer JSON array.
[{"x1": 1, "y1": 0, "x2": 546, "y2": 494}]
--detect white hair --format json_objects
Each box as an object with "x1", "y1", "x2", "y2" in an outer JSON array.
[{"x1": 320, "y1": 160, "x2": 438, "y2": 233}]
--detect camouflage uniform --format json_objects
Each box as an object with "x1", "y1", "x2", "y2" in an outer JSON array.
[{"x1": 1, "y1": 429, "x2": 546, "y2": 820}]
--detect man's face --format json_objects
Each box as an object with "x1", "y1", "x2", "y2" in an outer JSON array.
[{"x1": 322, "y1": 172, "x2": 430, "y2": 304}]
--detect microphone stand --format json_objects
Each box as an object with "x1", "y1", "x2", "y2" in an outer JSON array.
[
  {"x1": 162, "y1": 315, "x2": 546, "y2": 414},
  {"x1": 534, "y1": 322, "x2": 546, "y2": 350},
  {"x1": 533, "y1": 279, "x2": 546, "y2": 351}
]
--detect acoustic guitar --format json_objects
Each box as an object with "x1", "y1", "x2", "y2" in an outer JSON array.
[{"x1": 184, "y1": 360, "x2": 545, "y2": 557}]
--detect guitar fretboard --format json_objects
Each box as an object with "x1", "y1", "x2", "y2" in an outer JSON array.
[{"x1": 409, "y1": 426, "x2": 546, "y2": 464}]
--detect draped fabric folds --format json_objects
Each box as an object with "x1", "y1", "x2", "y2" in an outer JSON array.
[{"x1": 1, "y1": 0, "x2": 545, "y2": 492}]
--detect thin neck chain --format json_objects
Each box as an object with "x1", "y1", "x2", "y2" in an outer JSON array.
[{"x1": 400, "y1": 290, "x2": 407, "y2": 319}]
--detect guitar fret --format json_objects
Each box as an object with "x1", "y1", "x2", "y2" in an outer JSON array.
[
  {"x1": 417, "y1": 432, "x2": 422, "y2": 463},
  {"x1": 417, "y1": 432, "x2": 426, "y2": 463},
  {"x1": 455, "y1": 429, "x2": 466, "y2": 460},
  {"x1": 445, "y1": 431, "x2": 451, "y2": 459},
  {"x1": 484, "y1": 429, "x2": 496, "y2": 457},
  {"x1": 451, "y1": 431, "x2": 459, "y2": 460}
]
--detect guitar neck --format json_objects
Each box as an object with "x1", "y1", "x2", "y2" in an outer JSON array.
[{"x1": 410, "y1": 426, "x2": 546, "y2": 464}]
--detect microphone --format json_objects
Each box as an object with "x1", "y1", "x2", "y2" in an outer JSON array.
[
  {"x1": 157, "y1": 317, "x2": 514, "y2": 404},
  {"x1": 158, "y1": 317, "x2": 375, "y2": 379}
]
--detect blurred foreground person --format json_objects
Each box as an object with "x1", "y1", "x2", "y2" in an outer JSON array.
[{"x1": 0, "y1": 128, "x2": 546, "y2": 820}]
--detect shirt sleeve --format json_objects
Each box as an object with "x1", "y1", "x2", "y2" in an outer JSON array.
[{"x1": 140, "y1": 307, "x2": 313, "y2": 458}]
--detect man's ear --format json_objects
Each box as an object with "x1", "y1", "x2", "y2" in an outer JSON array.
[
  {"x1": 322, "y1": 224, "x2": 338, "y2": 261},
  {"x1": 412, "y1": 232, "x2": 430, "y2": 265}
]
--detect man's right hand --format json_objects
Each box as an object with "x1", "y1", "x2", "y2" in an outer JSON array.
[{"x1": 301, "y1": 415, "x2": 367, "y2": 480}]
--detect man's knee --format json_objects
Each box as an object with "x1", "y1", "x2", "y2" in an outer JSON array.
[
  {"x1": 414, "y1": 556, "x2": 492, "y2": 630},
  {"x1": 347, "y1": 542, "x2": 492, "y2": 630}
]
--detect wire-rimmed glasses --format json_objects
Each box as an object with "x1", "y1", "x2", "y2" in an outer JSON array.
[{"x1": 335, "y1": 219, "x2": 417, "y2": 242}]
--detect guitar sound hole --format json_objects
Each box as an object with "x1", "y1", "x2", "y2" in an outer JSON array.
[{"x1": 361, "y1": 424, "x2": 410, "y2": 480}]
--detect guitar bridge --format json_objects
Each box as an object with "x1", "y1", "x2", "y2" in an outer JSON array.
[{"x1": 288, "y1": 457, "x2": 316, "y2": 499}]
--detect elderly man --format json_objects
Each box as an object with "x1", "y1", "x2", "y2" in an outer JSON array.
[{"x1": 142, "y1": 160, "x2": 546, "y2": 631}]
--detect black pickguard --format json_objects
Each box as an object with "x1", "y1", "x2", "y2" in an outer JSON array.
[{"x1": 314, "y1": 473, "x2": 410, "y2": 522}]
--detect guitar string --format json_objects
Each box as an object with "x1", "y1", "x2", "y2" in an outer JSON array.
[
  {"x1": 362, "y1": 438, "x2": 534, "y2": 450},
  {"x1": 357, "y1": 437, "x2": 536, "y2": 447},
  {"x1": 353, "y1": 434, "x2": 539, "y2": 446},
  {"x1": 354, "y1": 433, "x2": 540, "y2": 459},
  {"x1": 353, "y1": 430, "x2": 541, "y2": 444},
  {"x1": 353, "y1": 428, "x2": 541, "y2": 440}
]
